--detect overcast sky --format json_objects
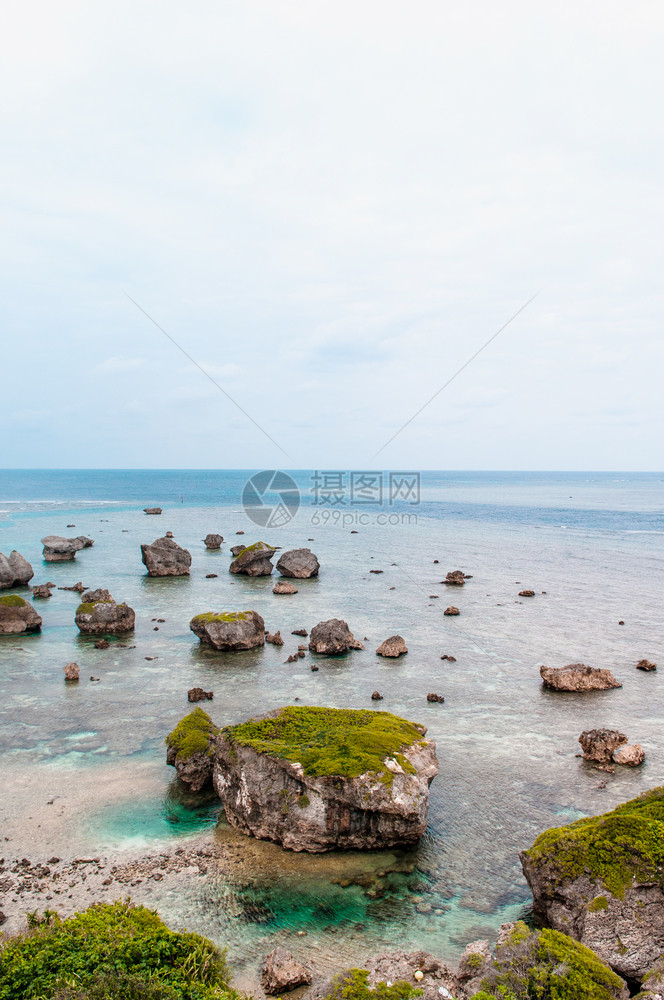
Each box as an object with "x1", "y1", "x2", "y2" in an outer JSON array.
[{"x1": 2, "y1": 1, "x2": 663, "y2": 470}]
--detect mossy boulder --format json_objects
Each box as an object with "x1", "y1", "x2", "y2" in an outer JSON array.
[
  {"x1": 189, "y1": 610, "x2": 265, "y2": 651},
  {"x1": 75, "y1": 592, "x2": 135, "y2": 634},
  {"x1": 470, "y1": 921, "x2": 628, "y2": 1000},
  {"x1": 0, "y1": 594, "x2": 42, "y2": 634},
  {"x1": 228, "y1": 541, "x2": 276, "y2": 576},
  {"x1": 521, "y1": 787, "x2": 664, "y2": 979},
  {"x1": 165, "y1": 708, "x2": 219, "y2": 791},
  {"x1": 168, "y1": 705, "x2": 438, "y2": 852}
]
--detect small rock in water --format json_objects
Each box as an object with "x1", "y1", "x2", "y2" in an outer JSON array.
[
  {"x1": 143, "y1": 507, "x2": 162, "y2": 514},
  {"x1": 63, "y1": 662, "x2": 80, "y2": 682},
  {"x1": 311, "y1": 664, "x2": 319, "y2": 671},
  {"x1": 292, "y1": 628, "x2": 308, "y2": 636},
  {"x1": 427, "y1": 692, "x2": 445, "y2": 703},
  {"x1": 188, "y1": 687, "x2": 213, "y2": 702},
  {"x1": 636, "y1": 659, "x2": 657, "y2": 671},
  {"x1": 618, "y1": 620, "x2": 624, "y2": 625},
  {"x1": 236, "y1": 530, "x2": 245, "y2": 535},
  {"x1": 429, "y1": 594, "x2": 439, "y2": 599},
  {"x1": 273, "y1": 580, "x2": 298, "y2": 594},
  {"x1": 286, "y1": 654, "x2": 298, "y2": 663},
  {"x1": 444, "y1": 570, "x2": 465, "y2": 586},
  {"x1": 95, "y1": 639, "x2": 110, "y2": 649},
  {"x1": 578, "y1": 728, "x2": 627, "y2": 763},
  {"x1": 440, "y1": 654, "x2": 456, "y2": 661},
  {"x1": 519, "y1": 589, "x2": 536, "y2": 597},
  {"x1": 444, "y1": 606, "x2": 460, "y2": 616},
  {"x1": 369, "y1": 569, "x2": 384, "y2": 574},
  {"x1": 206, "y1": 573, "x2": 218, "y2": 578},
  {"x1": 165, "y1": 531, "x2": 174, "y2": 538},
  {"x1": 371, "y1": 691, "x2": 383, "y2": 700},
  {"x1": 266, "y1": 631, "x2": 284, "y2": 646},
  {"x1": 376, "y1": 635, "x2": 408, "y2": 658},
  {"x1": 203, "y1": 533, "x2": 223, "y2": 549},
  {"x1": 89, "y1": 676, "x2": 100, "y2": 682}
]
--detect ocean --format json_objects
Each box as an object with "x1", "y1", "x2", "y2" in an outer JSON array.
[{"x1": 0, "y1": 469, "x2": 662, "y2": 986}]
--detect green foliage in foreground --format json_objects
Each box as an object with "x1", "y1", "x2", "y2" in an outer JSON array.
[
  {"x1": 473, "y1": 922, "x2": 626, "y2": 1000},
  {"x1": 227, "y1": 705, "x2": 423, "y2": 781},
  {"x1": 0, "y1": 901, "x2": 236, "y2": 1000},
  {"x1": 523, "y1": 785, "x2": 664, "y2": 898},
  {"x1": 322, "y1": 968, "x2": 421, "y2": 1000},
  {"x1": 166, "y1": 709, "x2": 217, "y2": 760}
]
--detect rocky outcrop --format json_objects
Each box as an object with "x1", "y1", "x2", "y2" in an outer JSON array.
[
  {"x1": 540, "y1": 663, "x2": 622, "y2": 691},
  {"x1": 443, "y1": 570, "x2": 465, "y2": 586},
  {"x1": 229, "y1": 541, "x2": 276, "y2": 576},
  {"x1": 167, "y1": 705, "x2": 438, "y2": 852},
  {"x1": 188, "y1": 687, "x2": 213, "y2": 702},
  {"x1": 613, "y1": 744, "x2": 645, "y2": 766},
  {"x1": 309, "y1": 619, "x2": 364, "y2": 655},
  {"x1": 63, "y1": 662, "x2": 80, "y2": 682},
  {"x1": 578, "y1": 729, "x2": 628, "y2": 763},
  {"x1": 520, "y1": 787, "x2": 664, "y2": 980},
  {"x1": 0, "y1": 595, "x2": 42, "y2": 634},
  {"x1": 75, "y1": 594, "x2": 135, "y2": 634},
  {"x1": 276, "y1": 548, "x2": 320, "y2": 578},
  {"x1": 189, "y1": 610, "x2": 265, "y2": 651},
  {"x1": 140, "y1": 537, "x2": 192, "y2": 576},
  {"x1": 376, "y1": 635, "x2": 407, "y2": 657},
  {"x1": 203, "y1": 533, "x2": 223, "y2": 549},
  {"x1": 41, "y1": 536, "x2": 93, "y2": 562},
  {"x1": 273, "y1": 580, "x2": 298, "y2": 594},
  {"x1": 261, "y1": 947, "x2": 312, "y2": 994},
  {"x1": 0, "y1": 551, "x2": 34, "y2": 588}
]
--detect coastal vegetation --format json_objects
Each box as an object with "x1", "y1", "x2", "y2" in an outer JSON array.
[
  {"x1": 166, "y1": 708, "x2": 217, "y2": 760},
  {"x1": 0, "y1": 901, "x2": 236, "y2": 1000}
]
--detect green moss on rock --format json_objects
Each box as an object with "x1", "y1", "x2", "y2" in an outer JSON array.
[
  {"x1": 76, "y1": 601, "x2": 113, "y2": 615},
  {"x1": 234, "y1": 541, "x2": 274, "y2": 555},
  {"x1": 588, "y1": 895, "x2": 609, "y2": 912},
  {"x1": 474, "y1": 926, "x2": 626, "y2": 999},
  {"x1": 190, "y1": 611, "x2": 252, "y2": 624},
  {"x1": 166, "y1": 708, "x2": 217, "y2": 760},
  {"x1": 0, "y1": 594, "x2": 27, "y2": 607},
  {"x1": 226, "y1": 706, "x2": 422, "y2": 782},
  {"x1": 523, "y1": 786, "x2": 664, "y2": 898}
]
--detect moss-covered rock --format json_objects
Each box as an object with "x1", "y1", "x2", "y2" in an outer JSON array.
[
  {"x1": 228, "y1": 541, "x2": 276, "y2": 577},
  {"x1": 521, "y1": 787, "x2": 664, "y2": 980},
  {"x1": 189, "y1": 609, "x2": 265, "y2": 651},
  {"x1": 0, "y1": 594, "x2": 42, "y2": 634},
  {"x1": 472, "y1": 921, "x2": 629, "y2": 999},
  {"x1": 165, "y1": 708, "x2": 218, "y2": 791}
]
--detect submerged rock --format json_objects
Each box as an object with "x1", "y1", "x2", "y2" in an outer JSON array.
[
  {"x1": 75, "y1": 595, "x2": 135, "y2": 634},
  {"x1": 229, "y1": 541, "x2": 276, "y2": 576},
  {"x1": 41, "y1": 536, "x2": 93, "y2": 562},
  {"x1": 520, "y1": 786, "x2": 664, "y2": 979},
  {"x1": 189, "y1": 610, "x2": 265, "y2": 651},
  {"x1": 203, "y1": 533, "x2": 223, "y2": 549},
  {"x1": 376, "y1": 635, "x2": 407, "y2": 657},
  {"x1": 0, "y1": 551, "x2": 34, "y2": 589},
  {"x1": 276, "y1": 548, "x2": 320, "y2": 578},
  {"x1": 261, "y1": 947, "x2": 312, "y2": 994},
  {"x1": 540, "y1": 663, "x2": 622, "y2": 691},
  {"x1": 140, "y1": 537, "x2": 192, "y2": 576},
  {"x1": 0, "y1": 595, "x2": 42, "y2": 634},
  {"x1": 309, "y1": 619, "x2": 364, "y2": 655},
  {"x1": 167, "y1": 705, "x2": 438, "y2": 852},
  {"x1": 273, "y1": 580, "x2": 298, "y2": 595},
  {"x1": 578, "y1": 729, "x2": 628, "y2": 763}
]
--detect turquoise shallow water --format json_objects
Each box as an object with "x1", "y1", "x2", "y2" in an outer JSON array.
[{"x1": 0, "y1": 469, "x2": 662, "y2": 981}]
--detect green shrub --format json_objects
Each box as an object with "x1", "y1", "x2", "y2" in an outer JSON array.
[
  {"x1": 0, "y1": 901, "x2": 235, "y2": 1000},
  {"x1": 474, "y1": 925, "x2": 626, "y2": 999},
  {"x1": 321, "y1": 968, "x2": 421, "y2": 1000}
]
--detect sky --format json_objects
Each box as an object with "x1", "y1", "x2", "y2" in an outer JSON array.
[{"x1": 2, "y1": 1, "x2": 663, "y2": 470}]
